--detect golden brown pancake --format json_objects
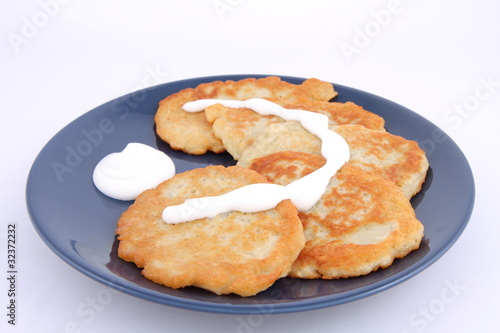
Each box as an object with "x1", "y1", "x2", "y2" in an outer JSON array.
[
  {"x1": 299, "y1": 77, "x2": 338, "y2": 101},
  {"x1": 333, "y1": 125, "x2": 428, "y2": 198},
  {"x1": 154, "y1": 76, "x2": 336, "y2": 155},
  {"x1": 204, "y1": 104, "x2": 283, "y2": 160},
  {"x1": 205, "y1": 100, "x2": 384, "y2": 160},
  {"x1": 238, "y1": 121, "x2": 428, "y2": 198},
  {"x1": 247, "y1": 152, "x2": 424, "y2": 279},
  {"x1": 237, "y1": 121, "x2": 320, "y2": 168},
  {"x1": 281, "y1": 100, "x2": 385, "y2": 130},
  {"x1": 247, "y1": 151, "x2": 326, "y2": 186},
  {"x1": 116, "y1": 165, "x2": 305, "y2": 297}
]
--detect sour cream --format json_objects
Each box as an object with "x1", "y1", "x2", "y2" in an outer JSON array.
[
  {"x1": 162, "y1": 98, "x2": 350, "y2": 224},
  {"x1": 93, "y1": 143, "x2": 175, "y2": 201}
]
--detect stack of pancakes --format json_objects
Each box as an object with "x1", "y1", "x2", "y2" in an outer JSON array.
[{"x1": 117, "y1": 77, "x2": 428, "y2": 296}]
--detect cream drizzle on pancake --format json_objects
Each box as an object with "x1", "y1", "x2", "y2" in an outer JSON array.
[{"x1": 162, "y1": 98, "x2": 350, "y2": 224}]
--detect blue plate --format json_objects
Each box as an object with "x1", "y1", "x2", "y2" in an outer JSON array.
[{"x1": 26, "y1": 75, "x2": 475, "y2": 314}]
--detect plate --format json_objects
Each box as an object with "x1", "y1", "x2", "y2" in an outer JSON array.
[{"x1": 26, "y1": 75, "x2": 475, "y2": 314}]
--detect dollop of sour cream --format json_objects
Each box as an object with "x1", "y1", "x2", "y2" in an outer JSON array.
[
  {"x1": 162, "y1": 98, "x2": 350, "y2": 224},
  {"x1": 93, "y1": 143, "x2": 175, "y2": 201}
]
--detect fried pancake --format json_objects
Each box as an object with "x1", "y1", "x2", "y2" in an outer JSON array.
[
  {"x1": 333, "y1": 125, "x2": 428, "y2": 198},
  {"x1": 281, "y1": 100, "x2": 385, "y2": 130},
  {"x1": 238, "y1": 122, "x2": 428, "y2": 198},
  {"x1": 204, "y1": 104, "x2": 283, "y2": 160},
  {"x1": 237, "y1": 121, "x2": 321, "y2": 168},
  {"x1": 247, "y1": 152, "x2": 424, "y2": 279},
  {"x1": 154, "y1": 76, "x2": 336, "y2": 155},
  {"x1": 299, "y1": 77, "x2": 338, "y2": 101},
  {"x1": 248, "y1": 151, "x2": 327, "y2": 186},
  {"x1": 116, "y1": 165, "x2": 305, "y2": 297},
  {"x1": 205, "y1": 100, "x2": 384, "y2": 160}
]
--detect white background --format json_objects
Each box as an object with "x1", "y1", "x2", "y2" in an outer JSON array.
[{"x1": 2, "y1": 0, "x2": 499, "y2": 332}]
